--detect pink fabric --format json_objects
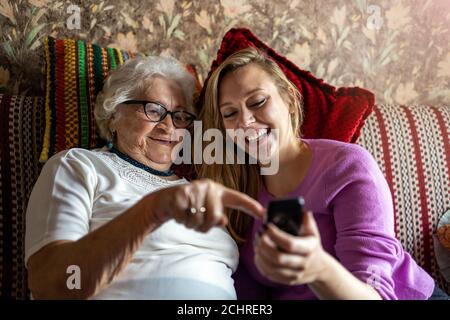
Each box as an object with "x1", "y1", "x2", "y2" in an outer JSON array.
[{"x1": 233, "y1": 139, "x2": 435, "y2": 300}]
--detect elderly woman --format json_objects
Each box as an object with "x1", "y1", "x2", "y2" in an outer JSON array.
[{"x1": 25, "y1": 56, "x2": 264, "y2": 299}]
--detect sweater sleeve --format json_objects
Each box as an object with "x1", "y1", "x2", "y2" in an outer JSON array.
[{"x1": 325, "y1": 143, "x2": 432, "y2": 300}]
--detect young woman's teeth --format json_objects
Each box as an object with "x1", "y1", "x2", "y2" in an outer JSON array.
[{"x1": 247, "y1": 129, "x2": 268, "y2": 141}]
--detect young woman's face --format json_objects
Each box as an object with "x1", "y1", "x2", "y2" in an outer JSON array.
[{"x1": 218, "y1": 63, "x2": 296, "y2": 162}]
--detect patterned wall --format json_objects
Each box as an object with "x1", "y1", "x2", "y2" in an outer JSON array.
[{"x1": 0, "y1": 0, "x2": 449, "y2": 105}]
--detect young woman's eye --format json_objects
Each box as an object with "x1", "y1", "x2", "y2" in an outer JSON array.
[
  {"x1": 223, "y1": 111, "x2": 237, "y2": 119},
  {"x1": 251, "y1": 98, "x2": 267, "y2": 107}
]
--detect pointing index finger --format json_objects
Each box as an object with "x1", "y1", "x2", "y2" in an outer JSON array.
[{"x1": 221, "y1": 187, "x2": 265, "y2": 220}]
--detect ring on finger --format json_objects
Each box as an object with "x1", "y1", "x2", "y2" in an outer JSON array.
[
  {"x1": 187, "y1": 207, "x2": 197, "y2": 215},
  {"x1": 186, "y1": 206, "x2": 206, "y2": 216}
]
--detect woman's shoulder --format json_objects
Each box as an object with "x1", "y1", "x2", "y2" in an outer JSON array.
[
  {"x1": 305, "y1": 138, "x2": 374, "y2": 165},
  {"x1": 304, "y1": 139, "x2": 391, "y2": 209},
  {"x1": 49, "y1": 148, "x2": 189, "y2": 187},
  {"x1": 304, "y1": 138, "x2": 369, "y2": 154},
  {"x1": 47, "y1": 147, "x2": 106, "y2": 161},
  {"x1": 43, "y1": 147, "x2": 109, "y2": 173},
  {"x1": 304, "y1": 138, "x2": 380, "y2": 182}
]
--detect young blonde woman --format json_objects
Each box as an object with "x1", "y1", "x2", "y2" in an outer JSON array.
[{"x1": 196, "y1": 47, "x2": 438, "y2": 300}]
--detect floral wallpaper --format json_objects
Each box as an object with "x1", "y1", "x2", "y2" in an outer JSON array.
[{"x1": 1, "y1": 0, "x2": 449, "y2": 105}]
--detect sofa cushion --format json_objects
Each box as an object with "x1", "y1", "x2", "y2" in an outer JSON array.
[
  {"x1": 199, "y1": 28, "x2": 375, "y2": 143},
  {"x1": 437, "y1": 218, "x2": 450, "y2": 251},
  {"x1": 0, "y1": 94, "x2": 45, "y2": 299},
  {"x1": 434, "y1": 210, "x2": 450, "y2": 284},
  {"x1": 39, "y1": 37, "x2": 201, "y2": 162},
  {"x1": 357, "y1": 104, "x2": 450, "y2": 293},
  {"x1": 39, "y1": 37, "x2": 144, "y2": 162}
]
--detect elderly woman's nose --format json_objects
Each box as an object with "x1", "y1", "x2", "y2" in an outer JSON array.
[{"x1": 158, "y1": 113, "x2": 175, "y2": 129}]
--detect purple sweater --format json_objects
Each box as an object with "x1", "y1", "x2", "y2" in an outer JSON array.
[{"x1": 233, "y1": 139, "x2": 435, "y2": 300}]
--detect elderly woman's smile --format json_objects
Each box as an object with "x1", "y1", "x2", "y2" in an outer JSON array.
[
  {"x1": 148, "y1": 136, "x2": 176, "y2": 146},
  {"x1": 110, "y1": 76, "x2": 190, "y2": 172}
]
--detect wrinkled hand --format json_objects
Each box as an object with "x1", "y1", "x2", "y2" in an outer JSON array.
[
  {"x1": 254, "y1": 210, "x2": 328, "y2": 286},
  {"x1": 147, "y1": 179, "x2": 265, "y2": 233}
]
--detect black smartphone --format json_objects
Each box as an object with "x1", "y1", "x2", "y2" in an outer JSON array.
[{"x1": 264, "y1": 197, "x2": 305, "y2": 236}]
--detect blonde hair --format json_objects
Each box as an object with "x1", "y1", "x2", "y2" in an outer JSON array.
[{"x1": 196, "y1": 47, "x2": 304, "y2": 245}]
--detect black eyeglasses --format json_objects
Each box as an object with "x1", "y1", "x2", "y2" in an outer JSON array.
[{"x1": 122, "y1": 100, "x2": 196, "y2": 129}]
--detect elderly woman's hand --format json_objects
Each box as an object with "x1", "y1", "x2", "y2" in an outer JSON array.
[
  {"x1": 146, "y1": 179, "x2": 265, "y2": 233},
  {"x1": 254, "y1": 211, "x2": 329, "y2": 286}
]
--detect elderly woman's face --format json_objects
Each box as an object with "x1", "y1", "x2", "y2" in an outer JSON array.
[{"x1": 112, "y1": 76, "x2": 187, "y2": 171}]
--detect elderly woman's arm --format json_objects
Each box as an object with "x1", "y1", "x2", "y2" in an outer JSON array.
[
  {"x1": 27, "y1": 195, "x2": 155, "y2": 299},
  {"x1": 27, "y1": 179, "x2": 264, "y2": 299}
]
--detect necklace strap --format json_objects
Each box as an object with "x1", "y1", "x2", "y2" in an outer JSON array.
[{"x1": 109, "y1": 147, "x2": 174, "y2": 177}]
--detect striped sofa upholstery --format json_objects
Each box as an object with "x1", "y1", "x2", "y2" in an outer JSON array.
[
  {"x1": 0, "y1": 94, "x2": 45, "y2": 299},
  {"x1": 39, "y1": 37, "x2": 146, "y2": 162},
  {"x1": 357, "y1": 104, "x2": 450, "y2": 293},
  {"x1": 0, "y1": 98, "x2": 448, "y2": 298}
]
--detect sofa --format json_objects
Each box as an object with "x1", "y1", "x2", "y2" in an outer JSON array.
[{"x1": 0, "y1": 34, "x2": 449, "y2": 299}]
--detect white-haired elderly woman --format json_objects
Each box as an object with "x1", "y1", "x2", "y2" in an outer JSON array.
[{"x1": 25, "y1": 56, "x2": 264, "y2": 300}]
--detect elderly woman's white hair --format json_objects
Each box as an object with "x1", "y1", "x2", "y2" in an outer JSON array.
[{"x1": 94, "y1": 56, "x2": 196, "y2": 141}]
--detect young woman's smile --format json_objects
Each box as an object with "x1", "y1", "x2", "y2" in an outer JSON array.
[{"x1": 218, "y1": 64, "x2": 297, "y2": 162}]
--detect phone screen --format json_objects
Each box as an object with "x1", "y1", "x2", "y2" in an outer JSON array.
[{"x1": 265, "y1": 197, "x2": 304, "y2": 236}]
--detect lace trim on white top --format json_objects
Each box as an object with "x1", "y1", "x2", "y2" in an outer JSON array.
[{"x1": 92, "y1": 149, "x2": 188, "y2": 190}]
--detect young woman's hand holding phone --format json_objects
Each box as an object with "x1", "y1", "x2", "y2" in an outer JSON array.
[{"x1": 254, "y1": 197, "x2": 330, "y2": 286}]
